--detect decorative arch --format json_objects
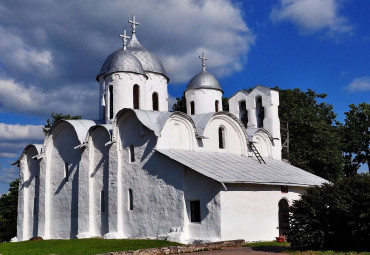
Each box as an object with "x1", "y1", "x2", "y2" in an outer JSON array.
[{"x1": 252, "y1": 131, "x2": 272, "y2": 158}]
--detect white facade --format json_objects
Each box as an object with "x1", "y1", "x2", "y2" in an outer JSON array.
[{"x1": 15, "y1": 18, "x2": 327, "y2": 244}]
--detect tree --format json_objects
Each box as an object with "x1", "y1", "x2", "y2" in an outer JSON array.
[
  {"x1": 43, "y1": 112, "x2": 81, "y2": 134},
  {"x1": 341, "y1": 103, "x2": 369, "y2": 176},
  {"x1": 288, "y1": 174, "x2": 370, "y2": 251},
  {"x1": 278, "y1": 88, "x2": 344, "y2": 182},
  {"x1": 0, "y1": 179, "x2": 19, "y2": 242}
]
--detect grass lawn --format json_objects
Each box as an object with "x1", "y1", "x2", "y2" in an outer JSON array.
[
  {"x1": 0, "y1": 238, "x2": 181, "y2": 255},
  {"x1": 245, "y1": 241, "x2": 370, "y2": 255}
]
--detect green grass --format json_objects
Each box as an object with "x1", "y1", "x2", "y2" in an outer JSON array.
[
  {"x1": 0, "y1": 238, "x2": 181, "y2": 255},
  {"x1": 245, "y1": 241, "x2": 370, "y2": 255}
]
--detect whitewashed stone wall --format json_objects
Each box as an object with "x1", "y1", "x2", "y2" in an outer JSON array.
[{"x1": 185, "y1": 89, "x2": 223, "y2": 115}]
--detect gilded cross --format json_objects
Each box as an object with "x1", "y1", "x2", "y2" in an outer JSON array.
[
  {"x1": 128, "y1": 14, "x2": 140, "y2": 33},
  {"x1": 199, "y1": 52, "x2": 207, "y2": 71},
  {"x1": 119, "y1": 29, "x2": 130, "y2": 50}
]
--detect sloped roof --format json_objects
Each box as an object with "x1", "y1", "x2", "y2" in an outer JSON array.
[
  {"x1": 156, "y1": 149, "x2": 327, "y2": 187},
  {"x1": 12, "y1": 144, "x2": 44, "y2": 165}
]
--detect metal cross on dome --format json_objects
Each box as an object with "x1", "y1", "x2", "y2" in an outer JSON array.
[
  {"x1": 119, "y1": 29, "x2": 130, "y2": 50},
  {"x1": 199, "y1": 52, "x2": 207, "y2": 71},
  {"x1": 129, "y1": 14, "x2": 140, "y2": 33}
]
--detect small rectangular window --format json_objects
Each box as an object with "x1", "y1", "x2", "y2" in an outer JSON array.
[
  {"x1": 190, "y1": 200, "x2": 201, "y2": 222},
  {"x1": 129, "y1": 145, "x2": 135, "y2": 162},
  {"x1": 101, "y1": 191, "x2": 105, "y2": 212},
  {"x1": 281, "y1": 186, "x2": 288, "y2": 193}
]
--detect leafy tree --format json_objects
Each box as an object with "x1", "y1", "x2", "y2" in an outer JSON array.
[
  {"x1": 341, "y1": 103, "x2": 369, "y2": 176},
  {"x1": 172, "y1": 94, "x2": 229, "y2": 113},
  {"x1": 288, "y1": 174, "x2": 370, "y2": 251},
  {"x1": 43, "y1": 112, "x2": 81, "y2": 134},
  {"x1": 0, "y1": 179, "x2": 19, "y2": 242},
  {"x1": 278, "y1": 88, "x2": 344, "y2": 181}
]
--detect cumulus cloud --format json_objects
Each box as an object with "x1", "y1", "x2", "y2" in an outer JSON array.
[
  {"x1": 270, "y1": 0, "x2": 353, "y2": 37},
  {"x1": 0, "y1": 79, "x2": 98, "y2": 118},
  {"x1": 0, "y1": 123, "x2": 44, "y2": 142},
  {"x1": 346, "y1": 76, "x2": 370, "y2": 92}
]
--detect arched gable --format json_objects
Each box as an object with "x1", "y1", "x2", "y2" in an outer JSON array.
[
  {"x1": 199, "y1": 112, "x2": 248, "y2": 155},
  {"x1": 252, "y1": 130, "x2": 272, "y2": 158}
]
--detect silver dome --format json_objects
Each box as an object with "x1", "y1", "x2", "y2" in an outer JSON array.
[
  {"x1": 97, "y1": 48, "x2": 147, "y2": 80},
  {"x1": 127, "y1": 34, "x2": 169, "y2": 81},
  {"x1": 185, "y1": 70, "x2": 223, "y2": 92}
]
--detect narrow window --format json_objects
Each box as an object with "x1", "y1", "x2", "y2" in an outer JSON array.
[
  {"x1": 133, "y1": 85, "x2": 140, "y2": 109},
  {"x1": 33, "y1": 197, "x2": 37, "y2": 217},
  {"x1": 278, "y1": 199, "x2": 289, "y2": 236},
  {"x1": 152, "y1": 92, "x2": 159, "y2": 111},
  {"x1": 64, "y1": 162, "x2": 69, "y2": 181},
  {"x1": 109, "y1": 85, "x2": 113, "y2": 119},
  {"x1": 129, "y1": 188, "x2": 133, "y2": 211},
  {"x1": 215, "y1": 100, "x2": 219, "y2": 112},
  {"x1": 190, "y1": 200, "x2": 201, "y2": 222},
  {"x1": 190, "y1": 101, "x2": 195, "y2": 115},
  {"x1": 281, "y1": 186, "x2": 289, "y2": 193},
  {"x1": 218, "y1": 126, "x2": 225, "y2": 149},
  {"x1": 239, "y1": 100, "x2": 248, "y2": 128},
  {"x1": 256, "y1": 96, "x2": 264, "y2": 128},
  {"x1": 130, "y1": 145, "x2": 135, "y2": 162},
  {"x1": 101, "y1": 191, "x2": 105, "y2": 212}
]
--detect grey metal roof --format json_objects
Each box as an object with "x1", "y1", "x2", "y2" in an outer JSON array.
[
  {"x1": 13, "y1": 144, "x2": 44, "y2": 165},
  {"x1": 156, "y1": 149, "x2": 328, "y2": 187},
  {"x1": 61, "y1": 120, "x2": 102, "y2": 144},
  {"x1": 115, "y1": 109, "x2": 198, "y2": 137},
  {"x1": 97, "y1": 48, "x2": 147, "y2": 80},
  {"x1": 191, "y1": 112, "x2": 248, "y2": 140},
  {"x1": 86, "y1": 124, "x2": 113, "y2": 142},
  {"x1": 127, "y1": 34, "x2": 169, "y2": 80},
  {"x1": 246, "y1": 128, "x2": 273, "y2": 141},
  {"x1": 185, "y1": 70, "x2": 223, "y2": 92}
]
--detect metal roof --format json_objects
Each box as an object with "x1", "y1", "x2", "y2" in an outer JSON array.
[
  {"x1": 86, "y1": 124, "x2": 113, "y2": 142},
  {"x1": 246, "y1": 128, "x2": 273, "y2": 141},
  {"x1": 185, "y1": 70, "x2": 223, "y2": 92},
  {"x1": 127, "y1": 34, "x2": 168, "y2": 80},
  {"x1": 12, "y1": 144, "x2": 44, "y2": 165},
  {"x1": 156, "y1": 149, "x2": 328, "y2": 187},
  {"x1": 97, "y1": 48, "x2": 147, "y2": 80},
  {"x1": 62, "y1": 120, "x2": 102, "y2": 144}
]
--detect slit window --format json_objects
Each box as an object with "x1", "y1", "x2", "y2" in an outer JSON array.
[
  {"x1": 218, "y1": 126, "x2": 225, "y2": 149},
  {"x1": 133, "y1": 85, "x2": 140, "y2": 109},
  {"x1": 129, "y1": 145, "x2": 135, "y2": 162},
  {"x1": 190, "y1": 200, "x2": 201, "y2": 222},
  {"x1": 109, "y1": 85, "x2": 113, "y2": 119},
  {"x1": 64, "y1": 162, "x2": 69, "y2": 181},
  {"x1": 239, "y1": 100, "x2": 248, "y2": 128},
  {"x1": 215, "y1": 100, "x2": 219, "y2": 112},
  {"x1": 129, "y1": 188, "x2": 133, "y2": 211},
  {"x1": 152, "y1": 92, "x2": 159, "y2": 111},
  {"x1": 256, "y1": 96, "x2": 264, "y2": 128},
  {"x1": 101, "y1": 191, "x2": 105, "y2": 212},
  {"x1": 190, "y1": 101, "x2": 195, "y2": 115}
]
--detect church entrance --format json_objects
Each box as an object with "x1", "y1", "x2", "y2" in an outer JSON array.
[{"x1": 278, "y1": 199, "x2": 289, "y2": 236}]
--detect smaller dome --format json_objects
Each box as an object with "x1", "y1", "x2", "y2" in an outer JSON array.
[
  {"x1": 185, "y1": 70, "x2": 223, "y2": 92},
  {"x1": 97, "y1": 48, "x2": 147, "y2": 80}
]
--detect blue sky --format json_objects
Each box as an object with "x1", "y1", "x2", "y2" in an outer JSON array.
[{"x1": 0, "y1": 0, "x2": 369, "y2": 194}]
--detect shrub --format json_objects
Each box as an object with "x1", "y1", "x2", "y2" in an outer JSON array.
[{"x1": 288, "y1": 174, "x2": 370, "y2": 251}]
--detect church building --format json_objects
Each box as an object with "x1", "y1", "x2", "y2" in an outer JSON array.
[{"x1": 15, "y1": 16, "x2": 327, "y2": 244}]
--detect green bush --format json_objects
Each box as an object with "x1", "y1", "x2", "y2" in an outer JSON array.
[{"x1": 288, "y1": 174, "x2": 370, "y2": 251}]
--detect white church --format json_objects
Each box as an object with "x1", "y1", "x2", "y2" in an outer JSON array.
[{"x1": 15, "y1": 16, "x2": 327, "y2": 244}]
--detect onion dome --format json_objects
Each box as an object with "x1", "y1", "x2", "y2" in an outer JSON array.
[
  {"x1": 185, "y1": 52, "x2": 223, "y2": 92},
  {"x1": 127, "y1": 34, "x2": 169, "y2": 81},
  {"x1": 96, "y1": 29, "x2": 147, "y2": 81}
]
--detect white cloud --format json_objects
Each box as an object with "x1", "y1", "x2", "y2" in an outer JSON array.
[
  {"x1": 0, "y1": 123, "x2": 44, "y2": 141},
  {"x1": 270, "y1": 0, "x2": 353, "y2": 37},
  {"x1": 0, "y1": 79, "x2": 98, "y2": 118},
  {"x1": 346, "y1": 76, "x2": 370, "y2": 92}
]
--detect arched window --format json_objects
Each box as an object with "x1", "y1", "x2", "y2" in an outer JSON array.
[
  {"x1": 128, "y1": 188, "x2": 133, "y2": 211},
  {"x1": 190, "y1": 101, "x2": 195, "y2": 115},
  {"x1": 215, "y1": 100, "x2": 219, "y2": 112},
  {"x1": 218, "y1": 126, "x2": 225, "y2": 149},
  {"x1": 129, "y1": 145, "x2": 135, "y2": 162},
  {"x1": 239, "y1": 100, "x2": 248, "y2": 128},
  {"x1": 278, "y1": 199, "x2": 289, "y2": 236},
  {"x1": 133, "y1": 85, "x2": 140, "y2": 109},
  {"x1": 109, "y1": 85, "x2": 113, "y2": 119},
  {"x1": 152, "y1": 92, "x2": 159, "y2": 111},
  {"x1": 256, "y1": 96, "x2": 264, "y2": 128}
]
